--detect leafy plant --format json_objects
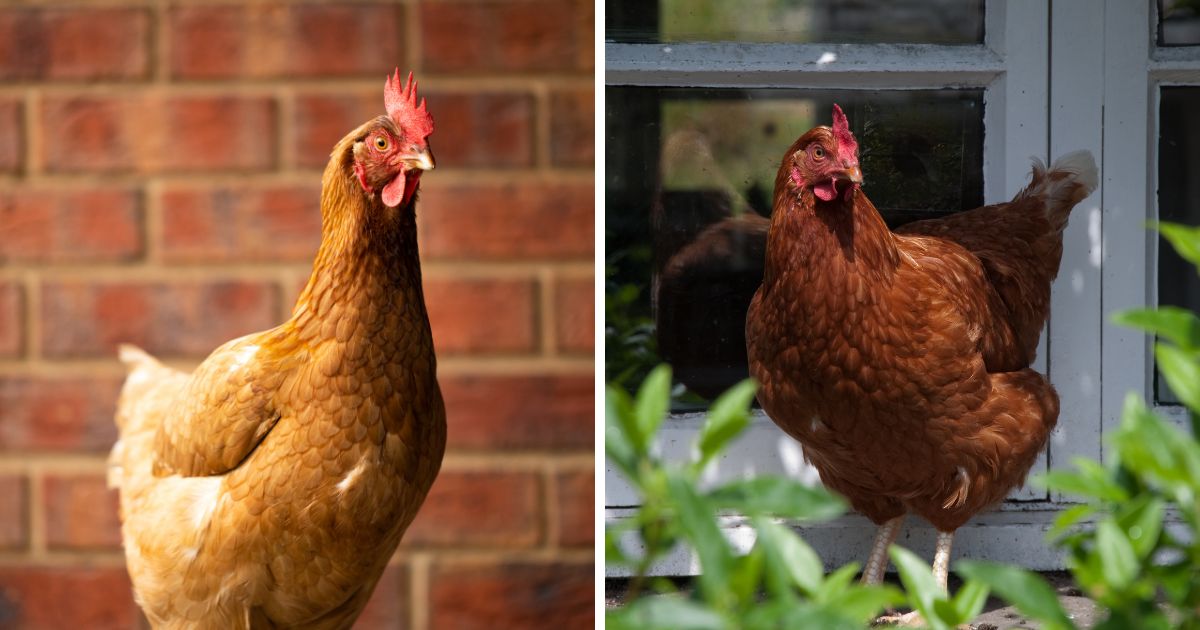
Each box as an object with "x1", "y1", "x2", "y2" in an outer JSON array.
[
  {"x1": 606, "y1": 365, "x2": 999, "y2": 629},
  {"x1": 958, "y1": 222, "x2": 1200, "y2": 629},
  {"x1": 605, "y1": 256, "x2": 658, "y2": 390}
]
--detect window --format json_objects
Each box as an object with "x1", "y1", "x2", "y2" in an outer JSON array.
[{"x1": 607, "y1": 0, "x2": 1200, "y2": 575}]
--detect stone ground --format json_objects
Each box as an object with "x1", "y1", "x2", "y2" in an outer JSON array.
[{"x1": 605, "y1": 572, "x2": 1101, "y2": 629}]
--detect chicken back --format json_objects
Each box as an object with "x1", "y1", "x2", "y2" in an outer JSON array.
[{"x1": 108, "y1": 71, "x2": 445, "y2": 629}]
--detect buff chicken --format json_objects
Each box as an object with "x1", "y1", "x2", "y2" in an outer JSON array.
[{"x1": 108, "y1": 70, "x2": 445, "y2": 629}]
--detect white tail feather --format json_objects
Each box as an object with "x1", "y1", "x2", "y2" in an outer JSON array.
[{"x1": 1048, "y1": 150, "x2": 1099, "y2": 196}]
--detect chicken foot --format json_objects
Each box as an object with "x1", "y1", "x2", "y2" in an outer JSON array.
[{"x1": 861, "y1": 515, "x2": 905, "y2": 585}]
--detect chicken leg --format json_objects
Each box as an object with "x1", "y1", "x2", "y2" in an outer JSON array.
[
  {"x1": 861, "y1": 515, "x2": 905, "y2": 585},
  {"x1": 932, "y1": 530, "x2": 954, "y2": 592}
]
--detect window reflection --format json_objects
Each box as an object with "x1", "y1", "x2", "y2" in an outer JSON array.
[
  {"x1": 1159, "y1": 0, "x2": 1200, "y2": 46},
  {"x1": 607, "y1": 0, "x2": 984, "y2": 44},
  {"x1": 606, "y1": 88, "x2": 984, "y2": 406},
  {"x1": 1157, "y1": 87, "x2": 1200, "y2": 404}
]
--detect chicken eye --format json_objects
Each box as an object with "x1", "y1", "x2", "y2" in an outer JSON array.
[
  {"x1": 812, "y1": 146, "x2": 826, "y2": 160},
  {"x1": 374, "y1": 136, "x2": 389, "y2": 152}
]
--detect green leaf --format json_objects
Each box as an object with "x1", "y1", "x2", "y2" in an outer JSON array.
[
  {"x1": 606, "y1": 384, "x2": 642, "y2": 479},
  {"x1": 1096, "y1": 519, "x2": 1139, "y2": 589},
  {"x1": 1156, "y1": 342, "x2": 1200, "y2": 412},
  {"x1": 889, "y1": 545, "x2": 950, "y2": 630},
  {"x1": 1040, "y1": 458, "x2": 1128, "y2": 502},
  {"x1": 1114, "y1": 307, "x2": 1200, "y2": 352},
  {"x1": 1115, "y1": 496, "x2": 1166, "y2": 560},
  {"x1": 605, "y1": 527, "x2": 630, "y2": 567},
  {"x1": 633, "y1": 365, "x2": 672, "y2": 453},
  {"x1": 819, "y1": 585, "x2": 904, "y2": 625},
  {"x1": 728, "y1": 543, "x2": 765, "y2": 608},
  {"x1": 664, "y1": 472, "x2": 735, "y2": 611},
  {"x1": 1158, "y1": 221, "x2": 1200, "y2": 271},
  {"x1": 952, "y1": 579, "x2": 991, "y2": 623},
  {"x1": 775, "y1": 603, "x2": 867, "y2": 630},
  {"x1": 707, "y1": 477, "x2": 846, "y2": 521},
  {"x1": 815, "y1": 563, "x2": 860, "y2": 601},
  {"x1": 755, "y1": 517, "x2": 824, "y2": 596},
  {"x1": 957, "y1": 560, "x2": 1075, "y2": 630},
  {"x1": 606, "y1": 594, "x2": 729, "y2": 630},
  {"x1": 697, "y1": 378, "x2": 758, "y2": 468},
  {"x1": 1048, "y1": 504, "x2": 1098, "y2": 540}
]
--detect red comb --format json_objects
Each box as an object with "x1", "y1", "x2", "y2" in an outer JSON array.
[
  {"x1": 384, "y1": 69, "x2": 434, "y2": 142},
  {"x1": 831, "y1": 104, "x2": 858, "y2": 158}
]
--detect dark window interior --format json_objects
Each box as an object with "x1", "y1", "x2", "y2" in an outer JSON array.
[{"x1": 606, "y1": 88, "x2": 984, "y2": 406}]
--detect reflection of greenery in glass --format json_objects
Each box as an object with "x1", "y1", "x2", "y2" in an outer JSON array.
[
  {"x1": 660, "y1": 0, "x2": 815, "y2": 43},
  {"x1": 639, "y1": 0, "x2": 984, "y2": 44}
]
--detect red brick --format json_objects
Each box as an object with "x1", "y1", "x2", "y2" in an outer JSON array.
[
  {"x1": 429, "y1": 561, "x2": 592, "y2": 630},
  {"x1": 0, "y1": 98, "x2": 20, "y2": 173},
  {"x1": 169, "y1": 5, "x2": 403, "y2": 79},
  {"x1": 43, "y1": 474, "x2": 121, "y2": 551},
  {"x1": 425, "y1": 92, "x2": 534, "y2": 169},
  {"x1": 352, "y1": 564, "x2": 409, "y2": 630},
  {"x1": 405, "y1": 471, "x2": 541, "y2": 549},
  {"x1": 0, "y1": 566, "x2": 138, "y2": 629},
  {"x1": 0, "y1": 189, "x2": 143, "y2": 263},
  {"x1": 0, "y1": 282, "x2": 22, "y2": 358},
  {"x1": 425, "y1": 277, "x2": 537, "y2": 355},
  {"x1": 0, "y1": 377, "x2": 122, "y2": 453},
  {"x1": 0, "y1": 475, "x2": 27, "y2": 550},
  {"x1": 554, "y1": 469, "x2": 593, "y2": 548},
  {"x1": 550, "y1": 89, "x2": 594, "y2": 167},
  {"x1": 441, "y1": 374, "x2": 592, "y2": 450},
  {"x1": 0, "y1": 8, "x2": 149, "y2": 80},
  {"x1": 554, "y1": 277, "x2": 593, "y2": 355},
  {"x1": 41, "y1": 95, "x2": 276, "y2": 173},
  {"x1": 40, "y1": 280, "x2": 279, "y2": 358},
  {"x1": 418, "y1": 183, "x2": 593, "y2": 260},
  {"x1": 160, "y1": 184, "x2": 321, "y2": 263},
  {"x1": 421, "y1": 1, "x2": 591, "y2": 73},
  {"x1": 292, "y1": 91, "x2": 534, "y2": 169}
]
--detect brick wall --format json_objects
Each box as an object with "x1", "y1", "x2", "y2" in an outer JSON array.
[{"x1": 0, "y1": 2, "x2": 594, "y2": 629}]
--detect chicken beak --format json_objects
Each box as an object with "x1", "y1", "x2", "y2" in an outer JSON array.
[
  {"x1": 838, "y1": 164, "x2": 863, "y2": 184},
  {"x1": 401, "y1": 148, "x2": 436, "y2": 172}
]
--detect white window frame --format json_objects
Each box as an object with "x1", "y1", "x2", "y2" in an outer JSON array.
[
  {"x1": 606, "y1": 0, "x2": 1193, "y2": 577},
  {"x1": 1104, "y1": 0, "x2": 1200, "y2": 433}
]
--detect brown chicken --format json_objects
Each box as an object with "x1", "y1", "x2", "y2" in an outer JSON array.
[
  {"x1": 746, "y1": 105, "x2": 1097, "y2": 599},
  {"x1": 108, "y1": 71, "x2": 445, "y2": 629}
]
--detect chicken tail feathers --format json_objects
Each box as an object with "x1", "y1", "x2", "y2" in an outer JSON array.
[
  {"x1": 118, "y1": 343, "x2": 158, "y2": 370},
  {"x1": 1020, "y1": 150, "x2": 1098, "y2": 231}
]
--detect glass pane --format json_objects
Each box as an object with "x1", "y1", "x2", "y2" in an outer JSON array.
[
  {"x1": 1159, "y1": 0, "x2": 1200, "y2": 46},
  {"x1": 1157, "y1": 87, "x2": 1200, "y2": 405},
  {"x1": 606, "y1": 88, "x2": 984, "y2": 407},
  {"x1": 607, "y1": 0, "x2": 984, "y2": 44}
]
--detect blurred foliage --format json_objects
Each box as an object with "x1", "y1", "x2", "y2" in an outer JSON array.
[
  {"x1": 606, "y1": 366, "x2": 1001, "y2": 629},
  {"x1": 961, "y1": 222, "x2": 1200, "y2": 630}
]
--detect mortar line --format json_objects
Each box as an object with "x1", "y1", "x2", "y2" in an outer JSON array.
[
  {"x1": 0, "y1": 76, "x2": 594, "y2": 96},
  {"x1": 24, "y1": 269, "x2": 41, "y2": 362},
  {"x1": 0, "y1": 167, "x2": 594, "y2": 189},
  {"x1": 403, "y1": 1, "x2": 421, "y2": 74},
  {"x1": 153, "y1": 0, "x2": 168, "y2": 84},
  {"x1": 409, "y1": 552, "x2": 430, "y2": 630},
  {"x1": 538, "y1": 266, "x2": 557, "y2": 358}
]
